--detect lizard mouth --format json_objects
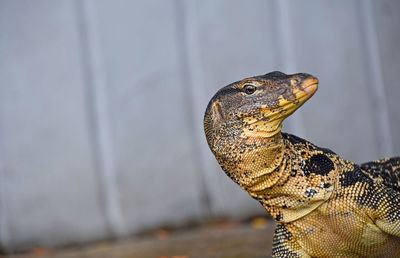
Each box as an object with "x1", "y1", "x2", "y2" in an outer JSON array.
[
  {"x1": 239, "y1": 75, "x2": 318, "y2": 138},
  {"x1": 291, "y1": 77, "x2": 319, "y2": 102},
  {"x1": 301, "y1": 77, "x2": 319, "y2": 97},
  {"x1": 247, "y1": 77, "x2": 319, "y2": 124},
  {"x1": 241, "y1": 76, "x2": 318, "y2": 136},
  {"x1": 279, "y1": 77, "x2": 318, "y2": 115},
  {"x1": 246, "y1": 77, "x2": 318, "y2": 127}
]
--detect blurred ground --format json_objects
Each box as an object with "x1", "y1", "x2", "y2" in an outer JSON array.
[{"x1": 5, "y1": 218, "x2": 275, "y2": 258}]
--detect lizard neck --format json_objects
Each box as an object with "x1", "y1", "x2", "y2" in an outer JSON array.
[
  {"x1": 214, "y1": 130, "x2": 335, "y2": 223},
  {"x1": 235, "y1": 132, "x2": 289, "y2": 194},
  {"x1": 252, "y1": 136, "x2": 335, "y2": 223},
  {"x1": 232, "y1": 132, "x2": 335, "y2": 223}
]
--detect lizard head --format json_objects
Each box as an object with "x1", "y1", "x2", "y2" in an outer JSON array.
[
  {"x1": 204, "y1": 71, "x2": 318, "y2": 191},
  {"x1": 204, "y1": 71, "x2": 318, "y2": 147}
]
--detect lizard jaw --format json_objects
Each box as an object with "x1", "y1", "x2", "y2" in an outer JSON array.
[
  {"x1": 302, "y1": 77, "x2": 319, "y2": 96},
  {"x1": 241, "y1": 78, "x2": 319, "y2": 138},
  {"x1": 278, "y1": 77, "x2": 319, "y2": 118}
]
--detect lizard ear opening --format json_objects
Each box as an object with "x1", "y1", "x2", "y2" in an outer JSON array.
[
  {"x1": 212, "y1": 102, "x2": 225, "y2": 123},
  {"x1": 204, "y1": 101, "x2": 225, "y2": 145}
]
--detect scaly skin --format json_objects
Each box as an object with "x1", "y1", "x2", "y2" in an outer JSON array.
[{"x1": 203, "y1": 71, "x2": 400, "y2": 257}]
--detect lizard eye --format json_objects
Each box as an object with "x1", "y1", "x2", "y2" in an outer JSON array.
[{"x1": 243, "y1": 85, "x2": 256, "y2": 95}]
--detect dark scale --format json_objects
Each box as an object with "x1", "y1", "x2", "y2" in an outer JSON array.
[
  {"x1": 303, "y1": 153, "x2": 334, "y2": 176},
  {"x1": 361, "y1": 157, "x2": 400, "y2": 193},
  {"x1": 339, "y1": 166, "x2": 373, "y2": 188},
  {"x1": 305, "y1": 189, "x2": 318, "y2": 198}
]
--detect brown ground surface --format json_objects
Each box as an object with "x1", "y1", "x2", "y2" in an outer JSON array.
[{"x1": 4, "y1": 218, "x2": 275, "y2": 258}]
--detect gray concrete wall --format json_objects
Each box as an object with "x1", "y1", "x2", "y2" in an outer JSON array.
[{"x1": 0, "y1": 0, "x2": 399, "y2": 251}]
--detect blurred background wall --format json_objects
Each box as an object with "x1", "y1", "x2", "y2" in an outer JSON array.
[{"x1": 0, "y1": 0, "x2": 399, "y2": 252}]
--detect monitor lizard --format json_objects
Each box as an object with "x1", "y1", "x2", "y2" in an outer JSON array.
[{"x1": 203, "y1": 71, "x2": 400, "y2": 257}]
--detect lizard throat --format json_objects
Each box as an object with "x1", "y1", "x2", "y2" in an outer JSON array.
[
  {"x1": 233, "y1": 134, "x2": 334, "y2": 223},
  {"x1": 235, "y1": 133, "x2": 289, "y2": 192},
  {"x1": 242, "y1": 119, "x2": 283, "y2": 138}
]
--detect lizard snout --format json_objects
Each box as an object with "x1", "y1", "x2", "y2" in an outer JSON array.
[{"x1": 301, "y1": 76, "x2": 319, "y2": 96}]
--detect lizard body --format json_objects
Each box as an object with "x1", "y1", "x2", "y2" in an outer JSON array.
[
  {"x1": 203, "y1": 71, "x2": 400, "y2": 257},
  {"x1": 361, "y1": 157, "x2": 400, "y2": 193}
]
